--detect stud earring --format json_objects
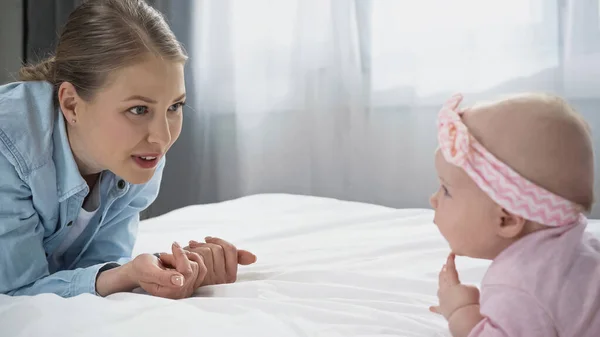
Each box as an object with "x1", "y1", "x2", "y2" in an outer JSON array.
[{"x1": 71, "y1": 118, "x2": 76, "y2": 124}]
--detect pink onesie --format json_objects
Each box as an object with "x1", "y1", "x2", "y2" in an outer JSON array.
[{"x1": 468, "y1": 221, "x2": 600, "y2": 336}]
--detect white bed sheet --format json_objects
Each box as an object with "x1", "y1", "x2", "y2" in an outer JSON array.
[{"x1": 2, "y1": 194, "x2": 599, "y2": 337}]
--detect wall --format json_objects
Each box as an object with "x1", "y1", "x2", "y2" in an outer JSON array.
[{"x1": 0, "y1": 0, "x2": 22, "y2": 84}]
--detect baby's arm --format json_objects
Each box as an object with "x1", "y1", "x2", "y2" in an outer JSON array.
[
  {"x1": 468, "y1": 286, "x2": 557, "y2": 337},
  {"x1": 431, "y1": 254, "x2": 556, "y2": 336},
  {"x1": 448, "y1": 304, "x2": 483, "y2": 337},
  {"x1": 430, "y1": 254, "x2": 483, "y2": 336}
]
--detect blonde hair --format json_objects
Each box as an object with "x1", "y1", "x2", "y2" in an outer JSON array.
[{"x1": 19, "y1": 0, "x2": 187, "y2": 103}]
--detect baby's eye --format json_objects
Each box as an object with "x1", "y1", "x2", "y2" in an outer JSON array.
[
  {"x1": 128, "y1": 106, "x2": 149, "y2": 115},
  {"x1": 442, "y1": 185, "x2": 451, "y2": 197}
]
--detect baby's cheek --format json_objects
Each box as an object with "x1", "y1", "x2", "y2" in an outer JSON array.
[
  {"x1": 432, "y1": 206, "x2": 445, "y2": 230},
  {"x1": 438, "y1": 209, "x2": 466, "y2": 243},
  {"x1": 433, "y1": 209, "x2": 453, "y2": 238}
]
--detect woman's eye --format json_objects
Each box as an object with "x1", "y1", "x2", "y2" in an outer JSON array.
[
  {"x1": 168, "y1": 102, "x2": 185, "y2": 112},
  {"x1": 128, "y1": 106, "x2": 148, "y2": 115}
]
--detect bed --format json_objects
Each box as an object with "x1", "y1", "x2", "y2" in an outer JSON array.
[{"x1": 2, "y1": 194, "x2": 599, "y2": 337}]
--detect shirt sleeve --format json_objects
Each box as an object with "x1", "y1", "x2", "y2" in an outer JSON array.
[
  {"x1": 0, "y1": 154, "x2": 113, "y2": 297},
  {"x1": 468, "y1": 285, "x2": 558, "y2": 337}
]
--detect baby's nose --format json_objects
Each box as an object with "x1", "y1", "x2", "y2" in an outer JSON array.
[{"x1": 429, "y1": 193, "x2": 437, "y2": 209}]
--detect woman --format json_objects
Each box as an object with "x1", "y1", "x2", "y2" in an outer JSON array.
[{"x1": 0, "y1": 0, "x2": 255, "y2": 299}]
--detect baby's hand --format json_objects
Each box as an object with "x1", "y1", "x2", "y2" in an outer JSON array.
[{"x1": 430, "y1": 253, "x2": 480, "y2": 320}]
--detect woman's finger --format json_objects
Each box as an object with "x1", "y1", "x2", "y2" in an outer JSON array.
[
  {"x1": 237, "y1": 250, "x2": 257, "y2": 265},
  {"x1": 429, "y1": 306, "x2": 441, "y2": 315},
  {"x1": 189, "y1": 240, "x2": 202, "y2": 248},
  {"x1": 185, "y1": 251, "x2": 208, "y2": 288},
  {"x1": 205, "y1": 237, "x2": 238, "y2": 283},
  {"x1": 158, "y1": 253, "x2": 176, "y2": 268},
  {"x1": 190, "y1": 239, "x2": 256, "y2": 266},
  {"x1": 171, "y1": 241, "x2": 193, "y2": 279},
  {"x1": 203, "y1": 243, "x2": 227, "y2": 284},
  {"x1": 138, "y1": 255, "x2": 184, "y2": 288},
  {"x1": 191, "y1": 246, "x2": 214, "y2": 285},
  {"x1": 156, "y1": 252, "x2": 171, "y2": 269}
]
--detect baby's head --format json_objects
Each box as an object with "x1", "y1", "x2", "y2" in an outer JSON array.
[{"x1": 430, "y1": 93, "x2": 594, "y2": 260}]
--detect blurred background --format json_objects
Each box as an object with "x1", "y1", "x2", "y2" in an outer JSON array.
[{"x1": 1, "y1": 0, "x2": 599, "y2": 218}]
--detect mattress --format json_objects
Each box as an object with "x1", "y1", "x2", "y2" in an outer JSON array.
[{"x1": 2, "y1": 194, "x2": 599, "y2": 337}]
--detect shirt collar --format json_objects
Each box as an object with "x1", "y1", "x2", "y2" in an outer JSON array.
[{"x1": 52, "y1": 108, "x2": 87, "y2": 202}]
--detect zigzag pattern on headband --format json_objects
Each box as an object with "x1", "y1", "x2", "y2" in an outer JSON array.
[{"x1": 437, "y1": 94, "x2": 583, "y2": 227}]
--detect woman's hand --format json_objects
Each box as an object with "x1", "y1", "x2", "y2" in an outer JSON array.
[
  {"x1": 429, "y1": 253, "x2": 480, "y2": 320},
  {"x1": 126, "y1": 242, "x2": 207, "y2": 299},
  {"x1": 183, "y1": 236, "x2": 257, "y2": 286}
]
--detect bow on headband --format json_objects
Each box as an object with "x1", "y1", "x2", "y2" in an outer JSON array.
[{"x1": 437, "y1": 94, "x2": 583, "y2": 227}]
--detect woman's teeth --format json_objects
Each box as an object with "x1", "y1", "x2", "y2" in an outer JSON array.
[{"x1": 140, "y1": 156, "x2": 156, "y2": 161}]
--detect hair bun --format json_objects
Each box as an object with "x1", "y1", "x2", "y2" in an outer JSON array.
[{"x1": 18, "y1": 56, "x2": 57, "y2": 83}]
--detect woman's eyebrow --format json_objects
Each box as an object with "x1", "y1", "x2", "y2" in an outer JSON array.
[
  {"x1": 121, "y1": 93, "x2": 186, "y2": 104},
  {"x1": 122, "y1": 95, "x2": 157, "y2": 104},
  {"x1": 173, "y1": 93, "x2": 186, "y2": 102}
]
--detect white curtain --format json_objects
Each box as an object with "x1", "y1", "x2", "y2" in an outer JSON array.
[{"x1": 171, "y1": 0, "x2": 600, "y2": 217}]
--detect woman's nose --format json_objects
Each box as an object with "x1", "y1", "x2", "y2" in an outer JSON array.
[{"x1": 147, "y1": 115, "x2": 171, "y2": 148}]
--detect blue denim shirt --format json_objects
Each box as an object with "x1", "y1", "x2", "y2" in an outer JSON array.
[{"x1": 0, "y1": 81, "x2": 164, "y2": 297}]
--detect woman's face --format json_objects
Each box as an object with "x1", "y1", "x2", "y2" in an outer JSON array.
[{"x1": 61, "y1": 55, "x2": 186, "y2": 184}]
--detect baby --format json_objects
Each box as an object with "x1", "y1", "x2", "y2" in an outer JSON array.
[{"x1": 428, "y1": 93, "x2": 600, "y2": 336}]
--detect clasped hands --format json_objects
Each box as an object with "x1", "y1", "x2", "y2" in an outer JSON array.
[{"x1": 127, "y1": 236, "x2": 256, "y2": 299}]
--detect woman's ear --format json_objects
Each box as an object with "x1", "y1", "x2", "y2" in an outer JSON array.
[
  {"x1": 57, "y1": 82, "x2": 80, "y2": 124},
  {"x1": 497, "y1": 209, "x2": 527, "y2": 239}
]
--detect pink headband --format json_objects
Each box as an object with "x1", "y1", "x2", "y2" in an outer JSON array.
[{"x1": 437, "y1": 94, "x2": 583, "y2": 227}]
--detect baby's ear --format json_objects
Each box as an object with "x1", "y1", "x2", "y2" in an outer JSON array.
[{"x1": 496, "y1": 209, "x2": 527, "y2": 239}]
